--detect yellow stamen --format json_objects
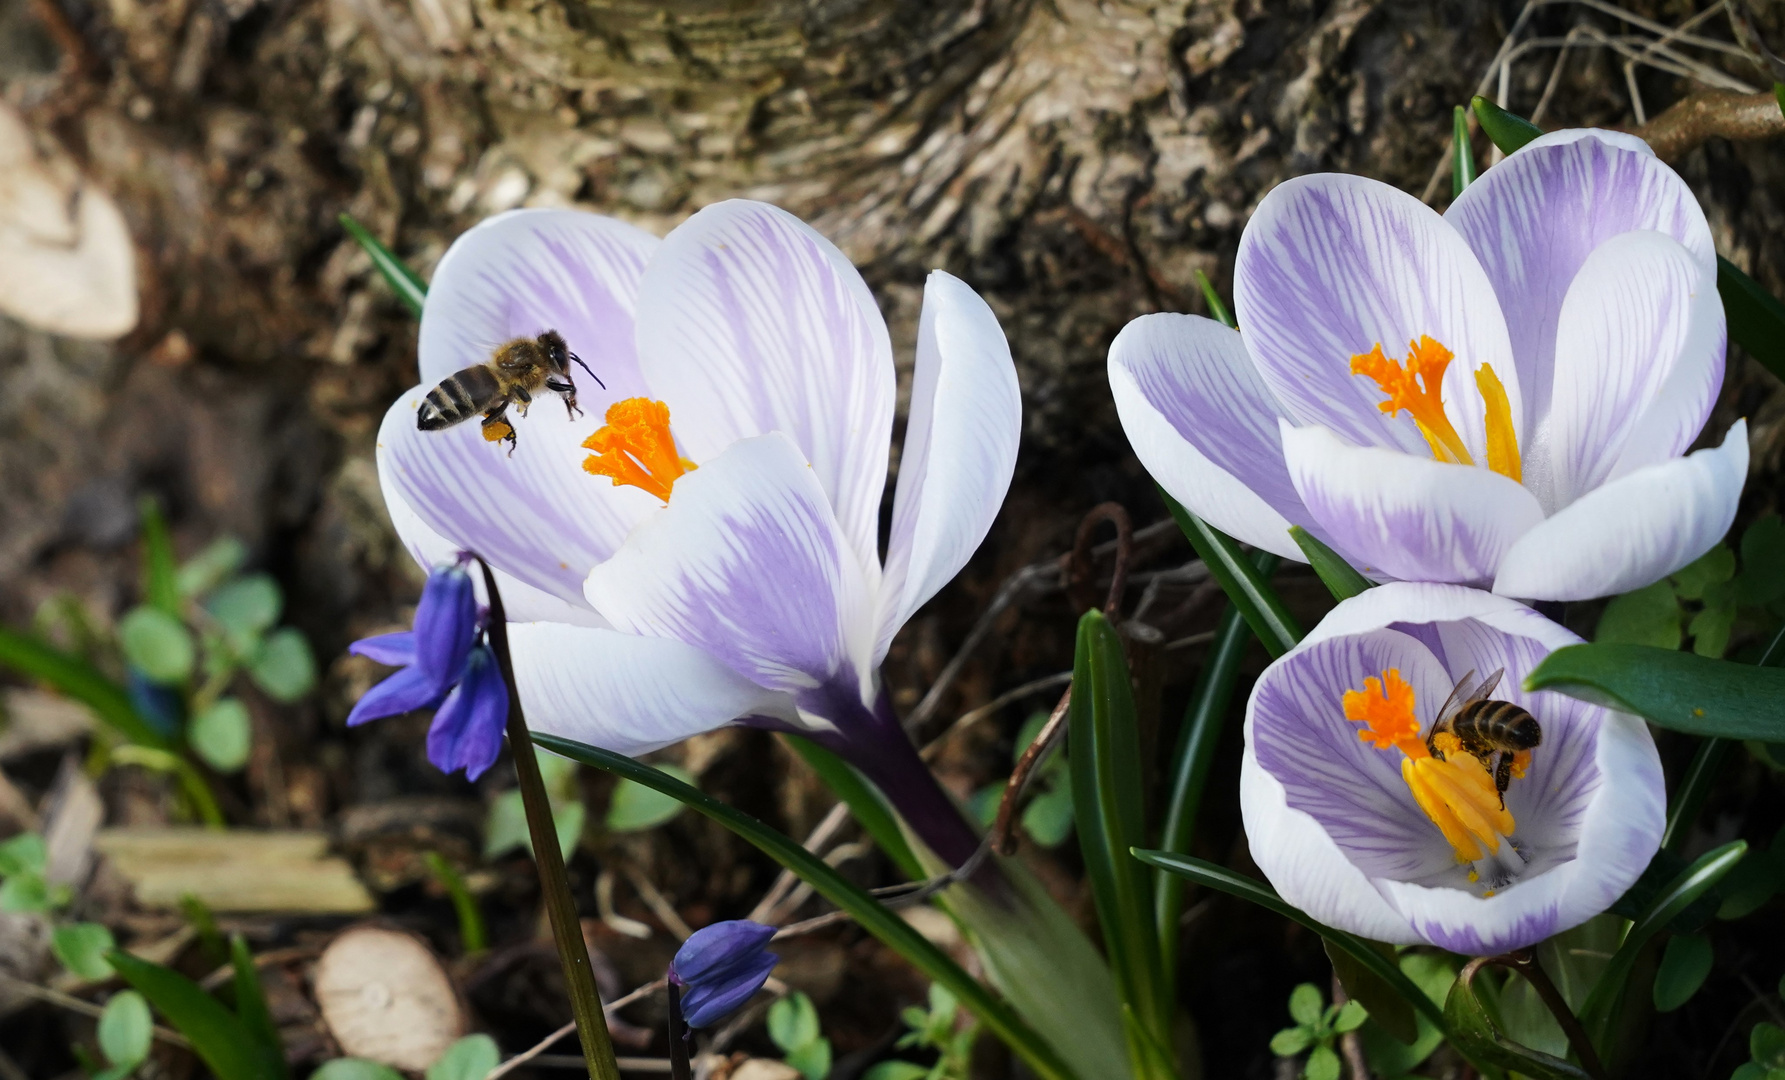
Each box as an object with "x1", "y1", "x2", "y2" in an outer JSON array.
[
  {"x1": 582, "y1": 398, "x2": 695, "y2": 502},
  {"x1": 1341, "y1": 667, "x2": 1523, "y2": 867},
  {"x1": 1475, "y1": 363, "x2": 1522, "y2": 482},
  {"x1": 1351, "y1": 337, "x2": 1473, "y2": 465}
]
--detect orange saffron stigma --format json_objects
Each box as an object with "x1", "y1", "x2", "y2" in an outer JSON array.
[
  {"x1": 1351, "y1": 336, "x2": 1524, "y2": 481},
  {"x1": 582, "y1": 397, "x2": 694, "y2": 502},
  {"x1": 1342, "y1": 667, "x2": 1518, "y2": 867}
]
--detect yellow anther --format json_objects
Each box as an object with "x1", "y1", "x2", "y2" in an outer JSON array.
[
  {"x1": 582, "y1": 398, "x2": 695, "y2": 502},
  {"x1": 1475, "y1": 363, "x2": 1522, "y2": 482}
]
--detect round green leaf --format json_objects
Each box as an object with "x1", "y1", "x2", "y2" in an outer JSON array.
[
  {"x1": 605, "y1": 764, "x2": 695, "y2": 832},
  {"x1": 1594, "y1": 581, "x2": 1681, "y2": 650},
  {"x1": 1304, "y1": 1044, "x2": 1341, "y2": 1080},
  {"x1": 425, "y1": 1034, "x2": 499, "y2": 1080},
  {"x1": 189, "y1": 698, "x2": 253, "y2": 773},
  {"x1": 176, "y1": 538, "x2": 248, "y2": 599},
  {"x1": 768, "y1": 992, "x2": 821, "y2": 1053},
  {"x1": 98, "y1": 990, "x2": 153, "y2": 1068},
  {"x1": 207, "y1": 575, "x2": 282, "y2": 640},
  {"x1": 52, "y1": 922, "x2": 117, "y2": 980},
  {"x1": 1270, "y1": 1026, "x2": 1314, "y2": 1056},
  {"x1": 1332, "y1": 999, "x2": 1368, "y2": 1032},
  {"x1": 249, "y1": 628, "x2": 316, "y2": 702},
  {"x1": 1653, "y1": 934, "x2": 1713, "y2": 1012},
  {"x1": 1754, "y1": 1021, "x2": 1785, "y2": 1068},
  {"x1": 1288, "y1": 983, "x2": 1324, "y2": 1028},
  {"x1": 119, "y1": 606, "x2": 195, "y2": 684},
  {"x1": 311, "y1": 1061, "x2": 406, "y2": 1080},
  {"x1": 785, "y1": 1039, "x2": 832, "y2": 1080},
  {"x1": 0, "y1": 831, "x2": 47, "y2": 877}
]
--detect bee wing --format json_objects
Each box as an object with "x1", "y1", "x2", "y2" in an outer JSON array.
[
  {"x1": 1431, "y1": 667, "x2": 1496, "y2": 731},
  {"x1": 1474, "y1": 667, "x2": 1506, "y2": 700}
]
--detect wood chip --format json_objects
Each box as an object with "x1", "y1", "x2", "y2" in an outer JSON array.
[
  {"x1": 92, "y1": 828, "x2": 376, "y2": 913},
  {"x1": 313, "y1": 926, "x2": 463, "y2": 1070}
]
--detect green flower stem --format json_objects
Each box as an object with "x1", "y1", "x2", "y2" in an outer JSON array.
[{"x1": 477, "y1": 561, "x2": 620, "y2": 1080}]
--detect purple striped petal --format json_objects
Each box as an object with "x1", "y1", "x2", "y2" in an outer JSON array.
[
  {"x1": 1234, "y1": 173, "x2": 1519, "y2": 458},
  {"x1": 1107, "y1": 312, "x2": 1310, "y2": 559},
  {"x1": 634, "y1": 201, "x2": 895, "y2": 585},
  {"x1": 583, "y1": 433, "x2": 874, "y2": 699},
  {"x1": 346, "y1": 664, "x2": 444, "y2": 727},
  {"x1": 1540, "y1": 231, "x2": 1723, "y2": 510},
  {"x1": 1446, "y1": 129, "x2": 1714, "y2": 430},
  {"x1": 426, "y1": 645, "x2": 509, "y2": 780},
  {"x1": 875, "y1": 271, "x2": 1021, "y2": 664},
  {"x1": 1493, "y1": 421, "x2": 1749, "y2": 601},
  {"x1": 1283, "y1": 423, "x2": 1544, "y2": 584}
]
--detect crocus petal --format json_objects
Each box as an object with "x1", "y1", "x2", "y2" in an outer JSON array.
[
  {"x1": 1541, "y1": 230, "x2": 1724, "y2": 509},
  {"x1": 413, "y1": 565, "x2": 476, "y2": 684},
  {"x1": 680, "y1": 952, "x2": 779, "y2": 1028},
  {"x1": 381, "y1": 475, "x2": 609, "y2": 627},
  {"x1": 584, "y1": 433, "x2": 876, "y2": 698},
  {"x1": 1493, "y1": 420, "x2": 1748, "y2": 601},
  {"x1": 634, "y1": 200, "x2": 894, "y2": 584},
  {"x1": 673, "y1": 920, "x2": 778, "y2": 983},
  {"x1": 1107, "y1": 312, "x2": 1308, "y2": 560},
  {"x1": 1283, "y1": 423, "x2": 1545, "y2": 584},
  {"x1": 507, "y1": 623, "x2": 804, "y2": 758},
  {"x1": 346, "y1": 664, "x2": 444, "y2": 727},
  {"x1": 426, "y1": 645, "x2": 509, "y2": 781},
  {"x1": 416, "y1": 208, "x2": 658, "y2": 393},
  {"x1": 1447, "y1": 129, "x2": 1715, "y2": 427},
  {"x1": 1234, "y1": 173, "x2": 1519, "y2": 458},
  {"x1": 349, "y1": 631, "x2": 416, "y2": 667},
  {"x1": 875, "y1": 271, "x2": 1021, "y2": 663},
  {"x1": 379, "y1": 391, "x2": 659, "y2": 611}
]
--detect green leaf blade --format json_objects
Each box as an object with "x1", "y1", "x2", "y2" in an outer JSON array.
[
  {"x1": 52, "y1": 922, "x2": 117, "y2": 980},
  {"x1": 1718, "y1": 256, "x2": 1785, "y2": 383},
  {"x1": 1443, "y1": 966, "x2": 1590, "y2": 1080},
  {"x1": 1451, "y1": 105, "x2": 1476, "y2": 198},
  {"x1": 1289, "y1": 526, "x2": 1372, "y2": 601},
  {"x1": 339, "y1": 214, "x2": 427, "y2": 318},
  {"x1": 119, "y1": 607, "x2": 197, "y2": 684},
  {"x1": 109, "y1": 950, "x2": 283, "y2": 1080},
  {"x1": 99, "y1": 991, "x2": 154, "y2": 1070},
  {"x1": 1160, "y1": 491, "x2": 1301, "y2": 656},
  {"x1": 605, "y1": 765, "x2": 695, "y2": 831},
  {"x1": 1471, "y1": 96, "x2": 1543, "y2": 154},
  {"x1": 190, "y1": 699, "x2": 254, "y2": 773},
  {"x1": 1652, "y1": 934, "x2": 1713, "y2": 1013},
  {"x1": 0, "y1": 629, "x2": 168, "y2": 747},
  {"x1": 1524, "y1": 644, "x2": 1785, "y2": 739}
]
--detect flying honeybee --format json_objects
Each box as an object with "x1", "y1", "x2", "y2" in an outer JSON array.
[
  {"x1": 416, "y1": 330, "x2": 603, "y2": 454},
  {"x1": 1426, "y1": 667, "x2": 1542, "y2": 804}
]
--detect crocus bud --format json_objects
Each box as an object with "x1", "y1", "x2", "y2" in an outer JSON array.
[
  {"x1": 413, "y1": 564, "x2": 477, "y2": 685},
  {"x1": 426, "y1": 644, "x2": 509, "y2": 780},
  {"x1": 670, "y1": 920, "x2": 778, "y2": 1028}
]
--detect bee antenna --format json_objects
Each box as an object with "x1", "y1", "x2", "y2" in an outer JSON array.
[{"x1": 570, "y1": 352, "x2": 605, "y2": 389}]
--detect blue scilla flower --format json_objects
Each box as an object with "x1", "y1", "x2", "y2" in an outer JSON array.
[
  {"x1": 669, "y1": 920, "x2": 778, "y2": 1028},
  {"x1": 347, "y1": 562, "x2": 509, "y2": 780}
]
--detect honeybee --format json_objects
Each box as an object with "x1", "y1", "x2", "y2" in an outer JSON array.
[
  {"x1": 416, "y1": 330, "x2": 603, "y2": 454},
  {"x1": 1426, "y1": 667, "x2": 1543, "y2": 803}
]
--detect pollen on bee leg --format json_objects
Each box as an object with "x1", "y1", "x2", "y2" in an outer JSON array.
[{"x1": 582, "y1": 397, "x2": 695, "y2": 503}]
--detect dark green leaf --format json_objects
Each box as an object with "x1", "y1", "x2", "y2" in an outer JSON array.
[
  {"x1": 338, "y1": 214, "x2": 427, "y2": 317},
  {"x1": 769, "y1": 992, "x2": 821, "y2": 1052},
  {"x1": 1130, "y1": 849, "x2": 1448, "y2": 1035},
  {"x1": 98, "y1": 991, "x2": 154, "y2": 1069},
  {"x1": 425, "y1": 1035, "x2": 500, "y2": 1080},
  {"x1": 1740, "y1": 517, "x2": 1785, "y2": 606},
  {"x1": 52, "y1": 922, "x2": 116, "y2": 980},
  {"x1": 231, "y1": 935, "x2": 283, "y2": 1070},
  {"x1": 1452, "y1": 105, "x2": 1476, "y2": 198},
  {"x1": 109, "y1": 950, "x2": 283, "y2": 1080},
  {"x1": 1611, "y1": 848, "x2": 1721, "y2": 934},
  {"x1": 1444, "y1": 965, "x2": 1590, "y2": 1079},
  {"x1": 1717, "y1": 844, "x2": 1785, "y2": 920},
  {"x1": 1757, "y1": 1022, "x2": 1785, "y2": 1069},
  {"x1": 1289, "y1": 526, "x2": 1372, "y2": 601},
  {"x1": 534, "y1": 733, "x2": 1077, "y2": 1080},
  {"x1": 1525, "y1": 644, "x2": 1785, "y2": 739},
  {"x1": 1594, "y1": 582, "x2": 1681, "y2": 650},
  {"x1": 1471, "y1": 96, "x2": 1543, "y2": 154},
  {"x1": 1733, "y1": 1063, "x2": 1771, "y2": 1080},
  {"x1": 1652, "y1": 934, "x2": 1713, "y2": 1013},
  {"x1": 1160, "y1": 491, "x2": 1301, "y2": 656},
  {"x1": 1193, "y1": 269, "x2": 1234, "y2": 328},
  {"x1": 139, "y1": 497, "x2": 181, "y2": 616},
  {"x1": 190, "y1": 698, "x2": 253, "y2": 773},
  {"x1": 1718, "y1": 256, "x2": 1785, "y2": 383},
  {"x1": 1326, "y1": 938, "x2": 1415, "y2": 1045},
  {"x1": 1069, "y1": 610, "x2": 1170, "y2": 1053},
  {"x1": 249, "y1": 629, "x2": 316, "y2": 703},
  {"x1": 0, "y1": 629, "x2": 168, "y2": 747},
  {"x1": 310, "y1": 1061, "x2": 405, "y2": 1080},
  {"x1": 177, "y1": 538, "x2": 248, "y2": 599},
  {"x1": 1690, "y1": 601, "x2": 1737, "y2": 659},
  {"x1": 119, "y1": 606, "x2": 196, "y2": 684},
  {"x1": 783, "y1": 734, "x2": 923, "y2": 880},
  {"x1": 605, "y1": 764, "x2": 695, "y2": 831}
]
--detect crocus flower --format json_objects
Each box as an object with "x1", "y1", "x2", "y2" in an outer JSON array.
[
  {"x1": 348, "y1": 562, "x2": 511, "y2": 779},
  {"x1": 670, "y1": 920, "x2": 779, "y2": 1028},
  {"x1": 1242, "y1": 582, "x2": 1662, "y2": 955},
  {"x1": 1110, "y1": 129, "x2": 1746, "y2": 601},
  {"x1": 373, "y1": 200, "x2": 1019, "y2": 867}
]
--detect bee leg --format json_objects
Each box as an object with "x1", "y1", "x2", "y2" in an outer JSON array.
[
  {"x1": 481, "y1": 405, "x2": 518, "y2": 455},
  {"x1": 511, "y1": 385, "x2": 532, "y2": 418},
  {"x1": 1493, "y1": 753, "x2": 1514, "y2": 808},
  {"x1": 545, "y1": 376, "x2": 582, "y2": 420}
]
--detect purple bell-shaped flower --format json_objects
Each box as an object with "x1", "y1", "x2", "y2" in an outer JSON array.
[{"x1": 669, "y1": 920, "x2": 778, "y2": 1028}]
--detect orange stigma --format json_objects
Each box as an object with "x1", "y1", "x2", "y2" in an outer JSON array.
[
  {"x1": 582, "y1": 398, "x2": 694, "y2": 502},
  {"x1": 1351, "y1": 336, "x2": 1521, "y2": 481},
  {"x1": 1342, "y1": 669, "x2": 1426, "y2": 756}
]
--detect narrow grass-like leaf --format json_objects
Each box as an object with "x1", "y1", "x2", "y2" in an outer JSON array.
[
  {"x1": 1579, "y1": 840, "x2": 1747, "y2": 1049},
  {"x1": 1652, "y1": 935, "x2": 1713, "y2": 1013},
  {"x1": 338, "y1": 213, "x2": 427, "y2": 317},
  {"x1": 1451, "y1": 105, "x2": 1476, "y2": 197},
  {"x1": 109, "y1": 950, "x2": 282, "y2": 1080},
  {"x1": 534, "y1": 734, "x2": 1079, "y2": 1080},
  {"x1": 1524, "y1": 644, "x2": 1785, "y2": 739},
  {"x1": 783, "y1": 735, "x2": 923, "y2": 879},
  {"x1": 1068, "y1": 611, "x2": 1171, "y2": 1071},
  {"x1": 422, "y1": 852, "x2": 486, "y2": 954},
  {"x1": 231, "y1": 935, "x2": 285, "y2": 1075},
  {"x1": 1662, "y1": 738, "x2": 1730, "y2": 854},
  {"x1": 1193, "y1": 269, "x2": 1234, "y2": 328},
  {"x1": 1288, "y1": 526, "x2": 1372, "y2": 601},
  {"x1": 1444, "y1": 967, "x2": 1591, "y2": 1080},
  {"x1": 1160, "y1": 491, "x2": 1301, "y2": 656},
  {"x1": 138, "y1": 497, "x2": 181, "y2": 616},
  {"x1": 1718, "y1": 255, "x2": 1785, "y2": 383},
  {"x1": 1131, "y1": 850, "x2": 1450, "y2": 1036},
  {"x1": 1471, "y1": 95, "x2": 1542, "y2": 154},
  {"x1": 0, "y1": 628, "x2": 169, "y2": 748}
]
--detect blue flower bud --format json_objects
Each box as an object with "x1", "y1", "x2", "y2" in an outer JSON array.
[
  {"x1": 413, "y1": 565, "x2": 477, "y2": 685},
  {"x1": 670, "y1": 920, "x2": 778, "y2": 1028},
  {"x1": 425, "y1": 644, "x2": 509, "y2": 780}
]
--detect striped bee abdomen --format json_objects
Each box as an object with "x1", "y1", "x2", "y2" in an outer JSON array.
[
  {"x1": 418, "y1": 364, "x2": 502, "y2": 430},
  {"x1": 1452, "y1": 699, "x2": 1542, "y2": 751}
]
